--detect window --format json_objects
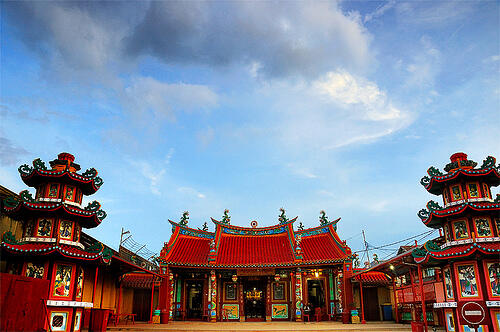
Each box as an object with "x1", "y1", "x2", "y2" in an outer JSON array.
[
  {"x1": 273, "y1": 282, "x2": 285, "y2": 300},
  {"x1": 225, "y1": 283, "x2": 237, "y2": 300}
]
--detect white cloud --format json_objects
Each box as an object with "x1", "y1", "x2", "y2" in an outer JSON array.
[
  {"x1": 405, "y1": 36, "x2": 441, "y2": 89},
  {"x1": 123, "y1": 77, "x2": 218, "y2": 122},
  {"x1": 178, "y1": 187, "x2": 206, "y2": 199},
  {"x1": 287, "y1": 163, "x2": 318, "y2": 179},
  {"x1": 364, "y1": 0, "x2": 396, "y2": 23},
  {"x1": 129, "y1": 160, "x2": 165, "y2": 196},
  {"x1": 313, "y1": 71, "x2": 402, "y2": 121}
]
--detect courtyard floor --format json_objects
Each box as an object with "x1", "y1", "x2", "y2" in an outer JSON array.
[{"x1": 106, "y1": 321, "x2": 443, "y2": 332}]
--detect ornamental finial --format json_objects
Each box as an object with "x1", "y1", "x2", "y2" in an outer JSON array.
[{"x1": 297, "y1": 222, "x2": 304, "y2": 231}]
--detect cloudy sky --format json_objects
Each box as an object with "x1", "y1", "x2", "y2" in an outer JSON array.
[{"x1": 1, "y1": 1, "x2": 499, "y2": 262}]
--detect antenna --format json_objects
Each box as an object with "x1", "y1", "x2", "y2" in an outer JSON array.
[
  {"x1": 120, "y1": 228, "x2": 131, "y2": 247},
  {"x1": 362, "y1": 230, "x2": 370, "y2": 265}
]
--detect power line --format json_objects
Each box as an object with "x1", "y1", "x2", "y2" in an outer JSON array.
[{"x1": 353, "y1": 229, "x2": 434, "y2": 253}]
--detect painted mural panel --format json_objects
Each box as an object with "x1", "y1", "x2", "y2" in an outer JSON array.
[
  {"x1": 444, "y1": 310, "x2": 455, "y2": 332},
  {"x1": 76, "y1": 267, "x2": 84, "y2": 298},
  {"x1": 53, "y1": 264, "x2": 73, "y2": 297},
  {"x1": 453, "y1": 220, "x2": 469, "y2": 240},
  {"x1": 36, "y1": 218, "x2": 53, "y2": 237},
  {"x1": 222, "y1": 304, "x2": 239, "y2": 319},
  {"x1": 25, "y1": 262, "x2": 45, "y2": 279},
  {"x1": 474, "y1": 218, "x2": 492, "y2": 237},
  {"x1": 59, "y1": 220, "x2": 73, "y2": 240},
  {"x1": 457, "y1": 264, "x2": 479, "y2": 298},
  {"x1": 443, "y1": 267, "x2": 454, "y2": 300},
  {"x1": 50, "y1": 311, "x2": 69, "y2": 332},
  {"x1": 272, "y1": 304, "x2": 288, "y2": 319},
  {"x1": 487, "y1": 262, "x2": 500, "y2": 297}
]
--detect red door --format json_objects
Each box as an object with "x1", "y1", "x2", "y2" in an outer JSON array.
[{"x1": 0, "y1": 273, "x2": 50, "y2": 332}]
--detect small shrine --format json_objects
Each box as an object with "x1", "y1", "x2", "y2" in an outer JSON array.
[
  {"x1": 414, "y1": 153, "x2": 500, "y2": 331},
  {"x1": 157, "y1": 208, "x2": 354, "y2": 322},
  {"x1": 1, "y1": 153, "x2": 111, "y2": 332}
]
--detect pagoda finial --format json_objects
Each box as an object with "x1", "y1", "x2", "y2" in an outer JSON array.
[
  {"x1": 278, "y1": 208, "x2": 289, "y2": 224},
  {"x1": 353, "y1": 253, "x2": 360, "y2": 268},
  {"x1": 180, "y1": 211, "x2": 189, "y2": 226},
  {"x1": 319, "y1": 210, "x2": 329, "y2": 225},
  {"x1": 221, "y1": 209, "x2": 231, "y2": 224}
]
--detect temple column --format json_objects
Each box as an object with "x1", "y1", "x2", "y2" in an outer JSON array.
[
  {"x1": 359, "y1": 279, "x2": 366, "y2": 324},
  {"x1": 209, "y1": 270, "x2": 217, "y2": 322},
  {"x1": 342, "y1": 262, "x2": 353, "y2": 317},
  {"x1": 266, "y1": 276, "x2": 271, "y2": 321},
  {"x1": 158, "y1": 267, "x2": 170, "y2": 323},
  {"x1": 392, "y1": 277, "x2": 399, "y2": 323},
  {"x1": 295, "y1": 268, "x2": 303, "y2": 322},
  {"x1": 417, "y1": 264, "x2": 427, "y2": 332},
  {"x1": 169, "y1": 272, "x2": 174, "y2": 320}
]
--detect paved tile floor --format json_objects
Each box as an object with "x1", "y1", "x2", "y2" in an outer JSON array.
[{"x1": 106, "y1": 321, "x2": 444, "y2": 332}]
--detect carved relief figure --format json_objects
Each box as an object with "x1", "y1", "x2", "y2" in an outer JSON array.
[
  {"x1": 453, "y1": 221, "x2": 468, "y2": 239},
  {"x1": 487, "y1": 262, "x2": 500, "y2": 297},
  {"x1": 54, "y1": 264, "x2": 72, "y2": 297},
  {"x1": 37, "y1": 218, "x2": 52, "y2": 237}
]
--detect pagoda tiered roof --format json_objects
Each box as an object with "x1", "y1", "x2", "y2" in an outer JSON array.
[
  {"x1": 418, "y1": 199, "x2": 500, "y2": 228},
  {"x1": 160, "y1": 215, "x2": 350, "y2": 268},
  {"x1": 412, "y1": 239, "x2": 500, "y2": 264},
  {"x1": 3, "y1": 190, "x2": 106, "y2": 228},
  {"x1": 19, "y1": 155, "x2": 103, "y2": 195},
  {"x1": 420, "y1": 154, "x2": 500, "y2": 195},
  {"x1": 1, "y1": 231, "x2": 113, "y2": 263}
]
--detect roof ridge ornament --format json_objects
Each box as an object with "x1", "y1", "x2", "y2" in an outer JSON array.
[
  {"x1": 297, "y1": 222, "x2": 304, "y2": 231},
  {"x1": 480, "y1": 156, "x2": 496, "y2": 169},
  {"x1": 180, "y1": 211, "x2": 189, "y2": 226},
  {"x1": 33, "y1": 158, "x2": 48, "y2": 171},
  {"x1": 221, "y1": 209, "x2": 231, "y2": 224},
  {"x1": 278, "y1": 208, "x2": 289, "y2": 224},
  {"x1": 427, "y1": 166, "x2": 443, "y2": 177},
  {"x1": 319, "y1": 210, "x2": 329, "y2": 225}
]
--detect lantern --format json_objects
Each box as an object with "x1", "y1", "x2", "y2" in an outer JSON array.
[
  {"x1": 210, "y1": 272, "x2": 216, "y2": 281},
  {"x1": 274, "y1": 274, "x2": 280, "y2": 282},
  {"x1": 232, "y1": 275, "x2": 238, "y2": 282}
]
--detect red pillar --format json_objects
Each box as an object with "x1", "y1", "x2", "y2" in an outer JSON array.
[
  {"x1": 149, "y1": 277, "x2": 155, "y2": 323},
  {"x1": 359, "y1": 279, "x2": 366, "y2": 324},
  {"x1": 117, "y1": 279, "x2": 122, "y2": 315},
  {"x1": 418, "y1": 264, "x2": 427, "y2": 332},
  {"x1": 409, "y1": 268, "x2": 417, "y2": 322},
  {"x1": 92, "y1": 266, "x2": 99, "y2": 305},
  {"x1": 392, "y1": 277, "x2": 399, "y2": 323},
  {"x1": 158, "y1": 267, "x2": 170, "y2": 323}
]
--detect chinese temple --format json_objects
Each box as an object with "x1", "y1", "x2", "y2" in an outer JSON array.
[
  {"x1": 0, "y1": 153, "x2": 160, "y2": 332},
  {"x1": 413, "y1": 153, "x2": 500, "y2": 331},
  {"x1": 157, "y1": 209, "x2": 354, "y2": 322}
]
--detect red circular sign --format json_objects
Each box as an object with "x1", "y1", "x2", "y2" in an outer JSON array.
[{"x1": 460, "y1": 301, "x2": 486, "y2": 325}]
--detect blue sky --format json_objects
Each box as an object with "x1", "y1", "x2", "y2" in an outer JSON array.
[{"x1": 1, "y1": 1, "x2": 499, "y2": 263}]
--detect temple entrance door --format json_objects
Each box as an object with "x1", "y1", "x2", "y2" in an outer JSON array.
[
  {"x1": 186, "y1": 280, "x2": 204, "y2": 319},
  {"x1": 306, "y1": 279, "x2": 326, "y2": 320},
  {"x1": 243, "y1": 278, "x2": 266, "y2": 321}
]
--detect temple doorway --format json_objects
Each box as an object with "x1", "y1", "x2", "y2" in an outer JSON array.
[
  {"x1": 306, "y1": 279, "x2": 326, "y2": 319},
  {"x1": 186, "y1": 280, "x2": 204, "y2": 319},
  {"x1": 243, "y1": 278, "x2": 266, "y2": 321}
]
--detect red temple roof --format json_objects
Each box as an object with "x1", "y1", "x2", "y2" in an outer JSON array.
[
  {"x1": 353, "y1": 271, "x2": 391, "y2": 284},
  {"x1": 160, "y1": 217, "x2": 350, "y2": 268}
]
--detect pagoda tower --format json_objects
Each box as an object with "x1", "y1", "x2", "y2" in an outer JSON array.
[
  {"x1": 1, "y1": 153, "x2": 110, "y2": 332},
  {"x1": 413, "y1": 153, "x2": 500, "y2": 331}
]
